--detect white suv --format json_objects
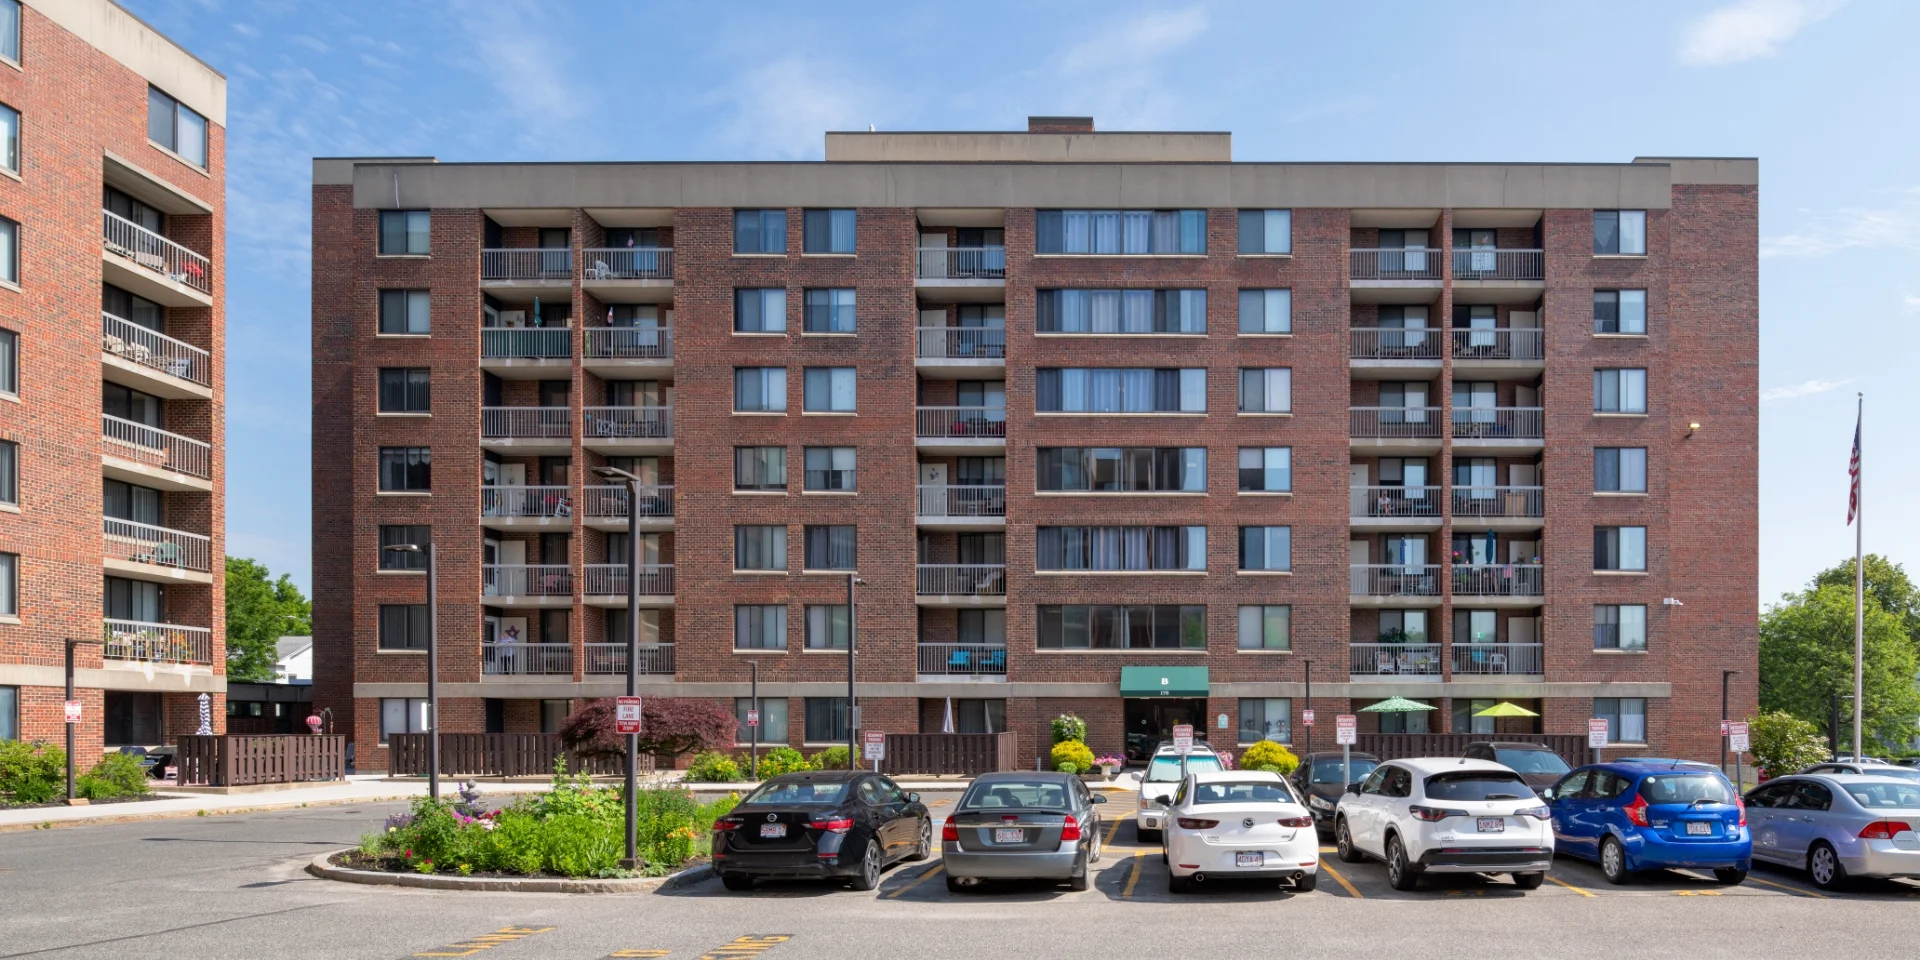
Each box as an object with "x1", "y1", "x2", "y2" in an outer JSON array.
[
  {"x1": 1333, "y1": 757, "x2": 1554, "y2": 891},
  {"x1": 1135, "y1": 743, "x2": 1221, "y2": 841}
]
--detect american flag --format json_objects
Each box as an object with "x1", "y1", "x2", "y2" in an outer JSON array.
[{"x1": 1847, "y1": 414, "x2": 1862, "y2": 525}]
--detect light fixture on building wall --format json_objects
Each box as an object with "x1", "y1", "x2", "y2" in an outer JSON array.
[
  {"x1": 1663, "y1": 598, "x2": 1685, "y2": 606},
  {"x1": 1686, "y1": 422, "x2": 1701, "y2": 438}
]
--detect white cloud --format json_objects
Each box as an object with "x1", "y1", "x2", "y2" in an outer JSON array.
[
  {"x1": 1762, "y1": 377, "x2": 1859, "y2": 402},
  {"x1": 1900, "y1": 288, "x2": 1920, "y2": 313},
  {"x1": 1679, "y1": 0, "x2": 1843, "y2": 66},
  {"x1": 1762, "y1": 193, "x2": 1920, "y2": 257},
  {"x1": 232, "y1": 23, "x2": 260, "y2": 39},
  {"x1": 712, "y1": 58, "x2": 890, "y2": 160},
  {"x1": 290, "y1": 34, "x2": 330, "y2": 53},
  {"x1": 1053, "y1": 6, "x2": 1210, "y2": 129},
  {"x1": 1061, "y1": 6, "x2": 1209, "y2": 74},
  {"x1": 445, "y1": 0, "x2": 588, "y2": 145}
]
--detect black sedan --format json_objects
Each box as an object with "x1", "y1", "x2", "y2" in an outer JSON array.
[
  {"x1": 712, "y1": 771, "x2": 932, "y2": 891},
  {"x1": 1288, "y1": 751, "x2": 1380, "y2": 838}
]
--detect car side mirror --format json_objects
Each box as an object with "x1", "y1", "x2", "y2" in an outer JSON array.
[
  {"x1": 905, "y1": 793, "x2": 921, "y2": 804},
  {"x1": 1090, "y1": 794, "x2": 1108, "y2": 804},
  {"x1": 1345, "y1": 782, "x2": 1362, "y2": 796},
  {"x1": 1540, "y1": 787, "x2": 1555, "y2": 801},
  {"x1": 1154, "y1": 796, "x2": 1172, "y2": 806}
]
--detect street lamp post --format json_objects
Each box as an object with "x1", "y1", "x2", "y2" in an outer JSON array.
[
  {"x1": 1721, "y1": 670, "x2": 1736, "y2": 776},
  {"x1": 1303, "y1": 661, "x2": 1312, "y2": 755},
  {"x1": 847, "y1": 573, "x2": 865, "y2": 771},
  {"x1": 383, "y1": 542, "x2": 440, "y2": 800},
  {"x1": 64, "y1": 638, "x2": 99, "y2": 803},
  {"x1": 596, "y1": 466, "x2": 645, "y2": 869},
  {"x1": 749, "y1": 660, "x2": 759, "y2": 782}
]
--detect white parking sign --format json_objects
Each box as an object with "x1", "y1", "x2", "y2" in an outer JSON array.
[
  {"x1": 1334, "y1": 715, "x2": 1356, "y2": 746},
  {"x1": 1728, "y1": 722, "x2": 1750, "y2": 753},
  {"x1": 1172, "y1": 724, "x2": 1194, "y2": 755}
]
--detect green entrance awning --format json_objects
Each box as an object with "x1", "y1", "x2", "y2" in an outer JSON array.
[{"x1": 1120, "y1": 666, "x2": 1209, "y2": 698}]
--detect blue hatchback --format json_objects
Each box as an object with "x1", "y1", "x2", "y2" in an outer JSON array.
[{"x1": 1544, "y1": 760, "x2": 1751, "y2": 885}]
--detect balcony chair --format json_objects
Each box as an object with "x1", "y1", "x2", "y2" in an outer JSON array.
[
  {"x1": 947, "y1": 649, "x2": 973, "y2": 671},
  {"x1": 152, "y1": 542, "x2": 184, "y2": 567}
]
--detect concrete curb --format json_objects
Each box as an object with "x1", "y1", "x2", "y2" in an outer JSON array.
[
  {"x1": 306, "y1": 851, "x2": 713, "y2": 894},
  {"x1": 0, "y1": 794, "x2": 425, "y2": 835}
]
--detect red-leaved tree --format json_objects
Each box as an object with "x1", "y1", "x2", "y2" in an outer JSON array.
[{"x1": 559, "y1": 698, "x2": 736, "y2": 764}]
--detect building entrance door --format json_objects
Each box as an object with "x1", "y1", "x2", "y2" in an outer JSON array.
[{"x1": 1124, "y1": 697, "x2": 1208, "y2": 761}]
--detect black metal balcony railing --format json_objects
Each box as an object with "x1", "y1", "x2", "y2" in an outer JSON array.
[{"x1": 917, "y1": 643, "x2": 1008, "y2": 676}]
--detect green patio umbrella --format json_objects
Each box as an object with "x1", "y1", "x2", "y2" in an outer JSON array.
[
  {"x1": 1357, "y1": 696, "x2": 1437, "y2": 713},
  {"x1": 1473, "y1": 701, "x2": 1540, "y2": 718}
]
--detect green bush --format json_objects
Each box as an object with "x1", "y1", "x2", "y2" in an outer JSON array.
[
  {"x1": 1051, "y1": 714, "x2": 1087, "y2": 745},
  {"x1": 756, "y1": 747, "x2": 810, "y2": 777},
  {"x1": 1749, "y1": 710, "x2": 1830, "y2": 777},
  {"x1": 683, "y1": 751, "x2": 742, "y2": 783},
  {"x1": 77, "y1": 753, "x2": 151, "y2": 800},
  {"x1": 1051, "y1": 739, "x2": 1095, "y2": 774},
  {"x1": 0, "y1": 740, "x2": 67, "y2": 804},
  {"x1": 807, "y1": 746, "x2": 850, "y2": 770},
  {"x1": 1239, "y1": 740, "x2": 1301, "y2": 776}
]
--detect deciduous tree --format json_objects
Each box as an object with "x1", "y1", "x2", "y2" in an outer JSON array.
[
  {"x1": 224, "y1": 557, "x2": 311, "y2": 682},
  {"x1": 559, "y1": 698, "x2": 735, "y2": 765}
]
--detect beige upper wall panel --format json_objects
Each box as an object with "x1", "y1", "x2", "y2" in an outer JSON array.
[
  {"x1": 824, "y1": 132, "x2": 1233, "y2": 163},
  {"x1": 28, "y1": 0, "x2": 226, "y2": 125}
]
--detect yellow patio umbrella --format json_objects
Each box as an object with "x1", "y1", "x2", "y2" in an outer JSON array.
[{"x1": 1472, "y1": 701, "x2": 1540, "y2": 718}]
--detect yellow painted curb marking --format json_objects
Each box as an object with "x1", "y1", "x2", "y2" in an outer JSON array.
[
  {"x1": 1743, "y1": 876, "x2": 1828, "y2": 899},
  {"x1": 1103, "y1": 817, "x2": 1126, "y2": 846},
  {"x1": 1317, "y1": 860, "x2": 1362, "y2": 899},
  {"x1": 883, "y1": 863, "x2": 945, "y2": 899},
  {"x1": 1122, "y1": 849, "x2": 1147, "y2": 898},
  {"x1": 1545, "y1": 875, "x2": 1596, "y2": 897}
]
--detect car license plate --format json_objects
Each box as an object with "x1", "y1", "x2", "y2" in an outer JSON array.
[
  {"x1": 1476, "y1": 817, "x2": 1505, "y2": 833},
  {"x1": 1236, "y1": 851, "x2": 1264, "y2": 868},
  {"x1": 994, "y1": 828, "x2": 1024, "y2": 844},
  {"x1": 1685, "y1": 821, "x2": 1713, "y2": 836},
  {"x1": 759, "y1": 823, "x2": 786, "y2": 839}
]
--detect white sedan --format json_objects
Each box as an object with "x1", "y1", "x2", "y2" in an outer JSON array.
[{"x1": 1156, "y1": 770, "x2": 1319, "y2": 893}]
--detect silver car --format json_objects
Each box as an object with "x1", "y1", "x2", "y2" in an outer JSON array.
[
  {"x1": 1745, "y1": 774, "x2": 1920, "y2": 890},
  {"x1": 1800, "y1": 762, "x2": 1920, "y2": 784},
  {"x1": 941, "y1": 772, "x2": 1107, "y2": 892}
]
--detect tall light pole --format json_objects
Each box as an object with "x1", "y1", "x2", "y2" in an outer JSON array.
[
  {"x1": 64, "y1": 638, "x2": 99, "y2": 803},
  {"x1": 383, "y1": 542, "x2": 439, "y2": 800},
  {"x1": 1303, "y1": 660, "x2": 1312, "y2": 755},
  {"x1": 847, "y1": 573, "x2": 865, "y2": 771},
  {"x1": 595, "y1": 465, "x2": 644, "y2": 869},
  {"x1": 1721, "y1": 670, "x2": 1736, "y2": 775}
]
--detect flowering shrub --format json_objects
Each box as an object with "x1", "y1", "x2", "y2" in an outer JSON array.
[
  {"x1": 1051, "y1": 740, "x2": 1095, "y2": 774},
  {"x1": 1093, "y1": 755, "x2": 1124, "y2": 770},
  {"x1": 756, "y1": 747, "x2": 810, "y2": 777},
  {"x1": 1051, "y1": 714, "x2": 1088, "y2": 745},
  {"x1": 1215, "y1": 751, "x2": 1235, "y2": 770},
  {"x1": 1238, "y1": 741, "x2": 1299, "y2": 775},
  {"x1": 684, "y1": 751, "x2": 743, "y2": 783}
]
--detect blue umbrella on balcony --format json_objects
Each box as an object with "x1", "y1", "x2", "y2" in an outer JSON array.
[{"x1": 532, "y1": 296, "x2": 542, "y2": 328}]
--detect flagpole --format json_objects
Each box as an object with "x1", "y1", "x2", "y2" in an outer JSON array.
[{"x1": 1853, "y1": 393, "x2": 1864, "y2": 762}]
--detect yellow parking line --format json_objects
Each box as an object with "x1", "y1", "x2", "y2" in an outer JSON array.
[
  {"x1": 1744, "y1": 875, "x2": 1827, "y2": 899},
  {"x1": 1544, "y1": 875, "x2": 1595, "y2": 897},
  {"x1": 883, "y1": 863, "x2": 945, "y2": 899},
  {"x1": 1317, "y1": 860, "x2": 1362, "y2": 899},
  {"x1": 1122, "y1": 850, "x2": 1147, "y2": 898},
  {"x1": 1104, "y1": 816, "x2": 1125, "y2": 847}
]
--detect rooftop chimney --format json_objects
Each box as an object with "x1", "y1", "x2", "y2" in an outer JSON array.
[{"x1": 1028, "y1": 116, "x2": 1094, "y2": 134}]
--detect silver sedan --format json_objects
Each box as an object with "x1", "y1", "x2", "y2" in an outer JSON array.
[
  {"x1": 941, "y1": 772, "x2": 1107, "y2": 893},
  {"x1": 1745, "y1": 774, "x2": 1920, "y2": 890}
]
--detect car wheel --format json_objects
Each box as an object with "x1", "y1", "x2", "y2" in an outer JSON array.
[
  {"x1": 1335, "y1": 818, "x2": 1365, "y2": 864},
  {"x1": 1807, "y1": 841, "x2": 1849, "y2": 891},
  {"x1": 1385, "y1": 835, "x2": 1421, "y2": 891},
  {"x1": 1513, "y1": 872, "x2": 1546, "y2": 890},
  {"x1": 905, "y1": 819, "x2": 932, "y2": 862},
  {"x1": 1600, "y1": 837, "x2": 1631, "y2": 885},
  {"x1": 1167, "y1": 871, "x2": 1191, "y2": 894},
  {"x1": 1713, "y1": 868, "x2": 1748, "y2": 885},
  {"x1": 1295, "y1": 871, "x2": 1319, "y2": 893},
  {"x1": 720, "y1": 873, "x2": 754, "y2": 891},
  {"x1": 1089, "y1": 829, "x2": 1103, "y2": 864},
  {"x1": 847, "y1": 840, "x2": 882, "y2": 892},
  {"x1": 1069, "y1": 855, "x2": 1091, "y2": 892}
]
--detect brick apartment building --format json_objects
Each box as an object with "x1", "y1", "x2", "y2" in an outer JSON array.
[
  {"x1": 310, "y1": 118, "x2": 1756, "y2": 772},
  {"x1": 0, "y1": 0, "x2": 228, "y2": 752}
]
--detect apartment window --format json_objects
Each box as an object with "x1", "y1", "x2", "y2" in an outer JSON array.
[
  {"x1": 0, "y1": 102, "x2": 17, "y2": 175},
  {"x1": 1237, "y1": 209, "x2": 1292, "y2": 255},
  {"x1": 1593, "y1": 210, "x2": 1647, "y2": 256},
  {"x1": 604, "y1": 608, "x2": 662, "y2": 647},
  {"x1": 734, "y1": 525, "x2": 787, "y2": 570},
  {"x1": 1237, "y1": 447, "x2": 1291, "y2": 492},
  {"x1": 734, "y1": 447, "x2": 787, "y2": 491},
  {"x1": 937, "y1": 699, "x2": 1008, "y2": 735},
  {"x1": 1035, "y1": 526, "x2": 1204, "y2": 572},
  {"x1": 0, "y1": 440, "x2": 13, "y2": 506},
  {"x1": 377, "y1": 368, "x2": 430, "y2": 413},
  {"x1": 735, "y1": 604, "x2": 787, "y2": 650},
  {"x1": 802, "y1": 288, "x2": 856, "y2": 333},
  {"x1": 1595, "y1": 605, "x2": 1648, "y2": 650},
  {"x1": 0, "y1": 684, "x2": 16, "y2": 741},
  {"x1": 1035, "y1": 368, "x2": 1204, "y2": 413},
  {"x1": 805, "y1": 604, "x2": 850, "y2": 649},
  {"x1": 1237, "y1": 605, "x2": 1291, "y2": 650},
  {"x1": 378, "y1": 447, "x2": 431, "y2": 492},
  {"x1": 1593, "y1": 289, "x2": 1648, "y2": 334},
  {"x1": 0, "y1": 328, "x2": 14, "y2": 394},
  {"x1": 1237, "y1": 289, "x2": 1292, "y2": 334},
  {"x1": 104, "y1": 576, "x2": 161, "y2": 622},
  {"x1": 734, "y1": 288, "x2": 787, "y2": 333},
  {"x1": 0, "y1": 551, "x2": 13, "y2": 616},
  {"x1": 1594, "y1": 526, "x2": 1647, "y2": 571},
  {"x1": 1593, "y1": 697, "x2": 1647, "y2": 743},
  {"x1": 802, "y1": 367, "x2": 856, "y2": 412},
  {"x1": 1036, "y1": 447, "x2": 1206, "y2": 492},
  {"x1": 1239, "y1": 527, "x2": 1292, "y2": 571},
  {"x1": 733, "y1": 367, "x2": 787, "y2": 412},
  {"x1": 1451, "y1": 609, "x2": 1492, "y2": 645},
  {"x1": 1035, "y1": 209, "x2": 1205, "y2": 254},
  {"x1": 378, "y1": 290, "x2": 430, "y2": 335},
  {"x1": 0, "y1": 0, "x2": 17, "y2": 64},
  {"x1": 803, "y1": 447, "x2": 855, "y2": 491},
  {"x1": 378, "y1": 604, "x2": 429, "y2": 650},
  {"x1": 734, "y1": 209, "x2": 787, "y2": 254},
  {"x1": 538, "y1": 700, "x2": 569, "y2": 734},
  {"x1": 378, "y1": 526, "x2": 430, "y2": 570},
  {"x1": 1036, "y1": 604, "x2": 1206, "y2": 649},
  {"x1": 736, "y1": 697, "x2": 789, "y2": 743},
  {"x1": 1239, "y1": 698, "x2": 1291, "y2": 744},
  {"x1": 802, "y1": 209, "x2": 856, "y2": 254},
  {"x1": 103, "y1": 382, "x2": 162, "y2": 427},
  {"x1": 803, "y1": 525, "x2": 856, "y2": 570},
  {"x1": 1035, "y1": 289, "x2": 1206, "y2": 334},
  {"x1": 1595, "y1": 448, "x2": 1648, "y2": 492},
  {"x1": 379, "y1": 697, "x2": 430, "y2": 743},
  {"x1": 804, "y1": 697, "x2": 850, "y2": 742},
  {"x1": 1593, "y1": 369, "x2": 1648, "y2": 413},
  {"x1": 0, "y1": 216, "x2": 16, "y2": 285},
  {"x1": 957, "y1": 609, "x2": 1007, "y2": 645},
  {"x1": 1238, "y1": 368, "x2": 1292, "y2": 413},
  {"x1": 147, "y1": 86, "x2": 207, "y2": 167},
  {"x1": 377, "y1": 211, "x2": 430, "y2": 255}
]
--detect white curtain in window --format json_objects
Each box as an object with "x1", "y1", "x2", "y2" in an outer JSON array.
[
  {"x1": 830, "y1": 368, "x2": 855, "y2": 411},
  {"x1": 1264, "y1": 369, "x2": 1291, "y2": 412},
  {"x1": 1263, "y1": 210, "x2": 1292, "y2": 254},
  {"x1": 1091, "y1": 211, "x2": 1121, "y2": 254},
  {"x1": 1089, "y1": 290, "x2": 1121, "y2": 332},
  {"x1": 1063, "y1": 211, "x2": 1090, "y2": 253},
  {"x1": 1122, "y1": 212, "x2": 1151, "y2": 254},
  {"x1": 1121, "y1": 290, "x2": 1152, "y2": 332}
]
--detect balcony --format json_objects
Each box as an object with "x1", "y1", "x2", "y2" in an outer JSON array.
[
  {"x1": 915, "y1": 246, "x2": 1006, "y2": 300},
  {"x1": 1349, "y1": 407, "x2": 1442, "y2": 455},
  {"x1": 1450, "y1": 328, "x2": 1544, "y2": 378},
  {"x1": 101, "y1": 209, "x2": 212, "y2": 307},
  {"x1": 583, "y1": 327, "x2": 673, "y2": 374},
  {"x1": 584, "y1": 564, "x2": 676, "y2": 606},
  {"x1": 1350, "y1": 248, "x2": 1440, "y2": 303},
  {"x1": 582, "y1": 248, "x2": 674, "y2": 302},
  {"x1": 480, "y1": 248, "x2": 572, "y2": 298},
  {"x1": 103, "y1": 518, "x2": 213, "y2": 583},
  {"x1": 915, "y1": 406, "x2": 1006, "y2": 455},
  {"x1": 917, "y1": 643, "x2": 1008, "y2": 681},
  {"x1": 1450, "y1": 564, "x2": 1545, "y2": 604},
  {"x1": 1349, "y1": 642, "x2": 1443, "y2": 681},
  {"x1": 103, "y1": 619, "x2": 212, "y2": 665},
  {"x1": 582, "y1": 484, "x2": 674, "y2": 530},
  {"x1": 915, "y1": 326, "x2": 1006, "y2": 379},
  {"x1": 480, "y1": 485, "x2": 573, "y2": 528},
  {"x1": 1451, "y1": 249, "x2": 1545, "y2": 302},
  {"x1": 1349, "y1": 485, "x2": 1441, "y2": 530},
  {"x1": 482, "y1": 564, "x2": 573, "y2": 606},
  {"x1": 1450, "y1": 643, "x2": 1545, "y2": 679},
  {"x1": 1350, "y1": 327, "x2": 1441, "y2": 378},
  {"x1": 1450, "y1": 407, "x2": 1544, "y2": 449},
  {"x1": 915, "y1": 484, "x2": 1006, "y2": 531},
  {"x1": 582, "y1": 406, "x2": 673, "y2": 453},
  {"x1": 480, "y1": 328, "x2": 572, "y2": 377},
  {"x1": 585, "y1": 642, "x2": 676, "y2": 676},
  {"x1": 1451, "y1": 486, "x2": 1544, "y2": 528},
  {"x1": 101, "y1": 312, "x2": 211, "y2": 399},
  {"x1": 481, "y1": 406, "x2": 572, "y2": 454},
  {"x1": 1349, "y1": 564, "x2": 1441, "y2": 605},
  {"x1": 482, "y1": 643, "x2": 572, "y2": 678},
  {"x1": 102, "y1": 414, "x2": 212, "y2": 491},
  {"x1": 916, "y1": 564, "x2": 1007, "y2": 607}
]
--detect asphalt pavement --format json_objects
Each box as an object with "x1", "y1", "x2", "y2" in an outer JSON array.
[{"x1": 3, "y1": 794, "x2": 1918, "y2": 960}]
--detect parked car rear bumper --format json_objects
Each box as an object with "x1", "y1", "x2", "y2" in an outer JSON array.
[
  {"x1": 941, "y1": 845, "x2": 1081, "y2": 879},
  {"x1": 1847, "y1": 840, "x2": 1920, "y2": 879},
  {"x1": 712, "y1": 849, "x2": 859, "y2": 880},
  {"x1": 1417, "y1": 847, "x2": 1554, "y2": 874},
  {"x1": 1623, "y1": 831, "x2": 1751, "y2": 871}
]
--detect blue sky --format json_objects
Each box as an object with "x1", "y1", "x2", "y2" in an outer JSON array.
[{"x1": 122, "y1": 0, "x2": 1916, "y2": 604}]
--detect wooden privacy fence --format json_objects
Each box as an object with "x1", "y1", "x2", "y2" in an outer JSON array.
[
  {"x1": 177, "y1": 735, "x2": 347, "y2": 786},
  {"x1": 387, "y1": 733, "x2": 635, "y2": 778},
  {"x1": 1353, "y1": 733, "x2": 1594, "y2": 766},
  {"x1": 879, "y1": 732, "x2": 1020, "y2": 776}
]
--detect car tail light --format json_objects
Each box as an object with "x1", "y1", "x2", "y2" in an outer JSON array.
[
  {"x1": 1409, "y1": 805, "x2": 1466, "y2": 822},
  {"x1": 1060, "y1": 815, "x2": 1082, "y2": 842},
  {"x1": 1734, "y1": 797, "x2": 1747, "y2": 827},
  {"x1": 1176, "y1": 818, "x2": 1218, "y2": 830},
  {"x1": 1858, "y1": 820, "x2": 1914, "y2": 840},
  {"x1": 1278, "y1": 815, "x2": 1313, "y2": 828},
  {"x1": 713, "y1": 817, "x2": 743, "y2": 832},
  {"x1": 941, "y1": 820, "x2": 959, "y2": 842},
  {"x1": 1623, "y1": 795, "x2": 1650, "y2": 827},
  {"x1": 810, "y1": 817, "x2": 854, "y2": 834},
  {"x1": 1515, "y1": 805, "x2": 1552, "y2": 821}
]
